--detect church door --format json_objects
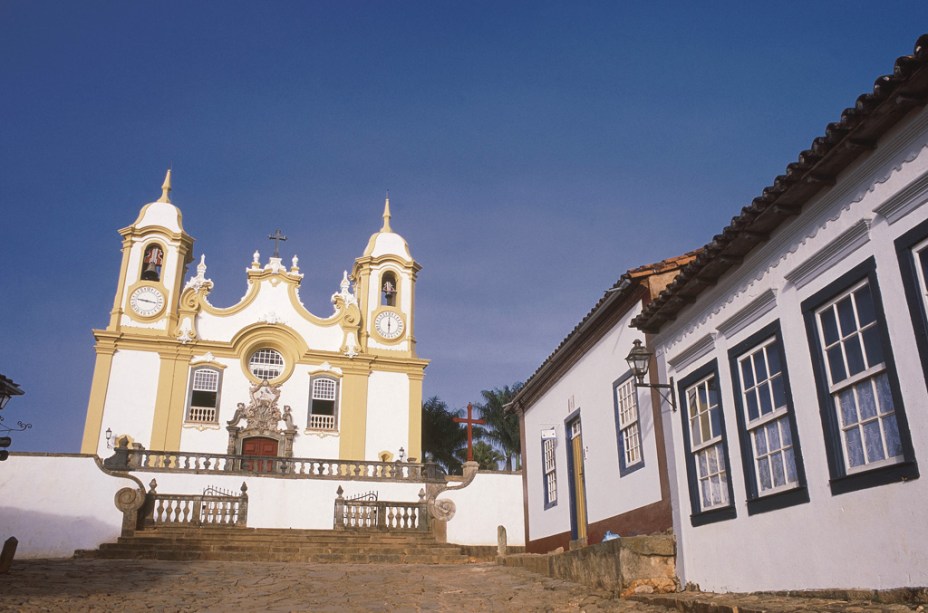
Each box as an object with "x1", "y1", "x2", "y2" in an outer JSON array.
[
  {"x1": 241, "y1": 437, "x2": 278, "y2": 473},
  {"x1": 567, "y1": 418, "x2": 588, "y2": 545}
]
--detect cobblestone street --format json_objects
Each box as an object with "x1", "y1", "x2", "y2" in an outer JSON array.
[{"x1": 0, "y1": 559, "x2": 669, "y2": 612}]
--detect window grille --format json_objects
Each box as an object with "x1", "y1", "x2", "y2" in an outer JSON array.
[{"x1": 249, "y1": 349, "x2": 284, "y2": 380}]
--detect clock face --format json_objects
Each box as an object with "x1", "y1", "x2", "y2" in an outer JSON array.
[
  {"x1": 129, "y1": 286, "x2": 165, "y2": 317},
  {"x1": 374, "y1": 311, "x2": 405, "y2": 340}
]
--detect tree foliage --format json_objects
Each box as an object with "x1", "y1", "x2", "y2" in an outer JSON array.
[
  {"x1": 471, "y1": 441, "x2": 505, "y2": 471},
  {"x1": 475, "y1": 382, "x2": 524, "y2": 471},
  {"x1": 421, "y1": 396, "x2": 466, "y2": 474}
]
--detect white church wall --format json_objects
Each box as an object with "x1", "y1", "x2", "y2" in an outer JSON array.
[
  {"x1": 654, "y1": 108, "x2": 928, "y2": 591},
  {"x1": 100, "y1": 350, "x2": 160, "y2": 455},
  {"x1": 364, "y1": 371, "x2": 410, "y2": 460},
  {"x1": 0, "y1": 454, "x2": 133, "y2": 558},
  {"x1": 522, "y1": 300, "x2": 662, "y2": 546},
  {"x1": 443, "y1": 471, "x2": 525, "y2": 546}
]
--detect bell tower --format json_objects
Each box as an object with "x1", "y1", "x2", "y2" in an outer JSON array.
[
  {"x1": 108, "y1": 170, "x2": 194, "y2": 335},
  {"x1": 352, "y1": 196, "x2": 421, "y2": 357}
]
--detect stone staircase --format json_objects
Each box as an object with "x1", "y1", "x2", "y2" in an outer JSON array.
[{"x1": 75, "y1": 527, "x2": 472, "y2": 564}]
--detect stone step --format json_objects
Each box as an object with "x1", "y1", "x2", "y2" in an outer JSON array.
[
  {"x1": 81, "y1": 547, "x2": 469, "y2": 564},
  {"x1": 101, "y1": 542, "x2": 462, "y2": 556}
]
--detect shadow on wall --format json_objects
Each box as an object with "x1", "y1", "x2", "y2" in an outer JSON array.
[{"x1": 0, "y1": 507, "x2": 121, "y2": 559}]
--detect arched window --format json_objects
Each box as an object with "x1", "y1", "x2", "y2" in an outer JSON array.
[
  {"x1": 381, "y1": 271, "x2": 398, "y2": 306},
  {"x1": 308, "y1": 376, "x2": 339, "y2": 431},
  {"x1": 186, "y1": 367, "x2": 221, "y2": 423},
  {"x1": 249, "y1": 349, "x2": 284, "y2": 380},
  {"x1": 141, "y1": 243, "x2": 165, "y2": 281}
]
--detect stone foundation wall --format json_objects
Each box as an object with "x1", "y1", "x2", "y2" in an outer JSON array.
[{"x1": 500, "y1": 535, "x2": 676, "y2": 595}]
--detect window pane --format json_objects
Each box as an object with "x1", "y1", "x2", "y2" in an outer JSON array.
[
  {"x1": 741, "y1": 359, "x2": 754, "y2": 389},
  {"x1": 857, "y1": 380, "x2": 877, "y2": 420},
  {"x1": 844, "y1": 337, "x2": 865, "y2": 377},
  {"x1": 884, "y1": 413, "x2": 903, "y2": 458},
  {"x1": 758, "y1": 457, "x2": 772, "y2": 490},
  {"x1": 839, "y1": 388, "x2": 858, "y2": 428},
  {"x1": 875, "y1": 373, "x2": 894, "y2": 415},
  {"x1": 837, "y1": 296, "x2": 857, "y2": 337},
  {"x1": 862, "y1": 327, "x2": 884, "y2": 369},
  {"x1": 780, "y1": 419, "x2": 793, "y2": 447},
  {"x1": 758, "y1": 382, "x2": 773, "y2": 416},
  {"x1": 767, "y1": 346, "x2": 782, "y2": 375},
  {"x1": 845, "y1": 428, "x2": 865, "y2": 467},
  {"x1": 754, "y1": 429, "x2": 768, "y2": 455},
  {"x1": 771, "y1": 452, "x2": 786, "y2": 487},
  {"x1": 771, "y1": 377, "x2": 787, "y2": 410},
  {"x1": 710, "y1": 406, "x2": 722, "y2": 439},
  {"x1": 855, "y1": 283, "x2": 876, "y2": 326},
  {"x1": 821, "y1": 309, "x2": 839, "y2": 345},
  {"x1": 863, "y1": 420, "x2": 885, "y2": 463},
  {"x1": 827, "y1": 346, "x2": 847, "y2": 383},
  {"x1": 785, "y1": 448, "x2": 798, "y2": 483},
  {"x1": 698, "y1": 450, "x2": 708, "y2": 476},
  {"x1": 746, "y1": 390, "x2": 759, "y2": 422},
  {"x1": 707, "y1": 449, "x2": 718, "y2": 473},
  {"x1": 754, "y1": 352, "x2": 768, "y2": 382},
  {"x1": 191, "y1": 390, "x2": 217, "y2": 407},
  {"x1": 766, "y1": 421, "x2": 781, "y2": 451}
]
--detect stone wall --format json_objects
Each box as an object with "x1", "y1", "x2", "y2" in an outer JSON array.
[{"x1": 500, "y1": 535, "x2": 676, "y2": 595}]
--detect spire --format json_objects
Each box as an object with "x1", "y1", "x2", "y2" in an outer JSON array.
[
  {"x1": 380, "y1": 192, "x2": 393, "y2": 232},
  {"x1": 158, "y1": 169, "x2": 172, "y2": 203}
]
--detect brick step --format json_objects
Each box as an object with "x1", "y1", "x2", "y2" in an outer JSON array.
[
  {"x1": 79, "y1": 547, "x2": 469, "y2": 564},
  {"x1": 100, "y1": 542, "x2": 462, "y2": 556}
]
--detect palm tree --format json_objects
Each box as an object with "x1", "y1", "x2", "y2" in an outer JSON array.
[
  {"x1": 471, "y1": 441, "x2": 505, "y2": 471},
  {"x1": 474, "y1": 383, "x2": 523, "y2": 471},
  {"x1": 421, "y1": 396, "x2": 467, "y2": 474}
]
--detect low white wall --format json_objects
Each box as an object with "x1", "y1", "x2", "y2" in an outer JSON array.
[
  {"x1": 443, "y1": 471, "x2": 525, "y2": 547},
  {"x1": 0, "y1": 454, "x2": 137, "y2": 559}
]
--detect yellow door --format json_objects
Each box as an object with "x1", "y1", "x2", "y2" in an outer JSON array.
[{"x1": 570, "y1": 420, "x2": 587, "y2": 542}]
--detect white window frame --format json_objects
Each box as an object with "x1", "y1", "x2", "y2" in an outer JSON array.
[
  {"x1": 815, "y1": 279, "x2": 903, "y2": 474},
  {"x1": 542, "y1": 437, "x2": 557, "y2": 508},
  {"x1": 186, "y1": 366, "x2": 221, "y2": 424},
  {"x1": 615, "y1": 377, "x2": 643, "y2": 471},
  {"x1": 735, "y1": 336, "x2": 799, "y2": 496},
  {"x1": 912, "y1": 237, "x2": 928, "y2": 314},
  {"x1": 308, "y1": 376, "x2": 339, "y2": 431},
  {"x1": 686, "y1": 374, "x2": 730, "y2": 511},
  {"x1": 249, "y1": 348, "x2": 284, "y2": 380}
]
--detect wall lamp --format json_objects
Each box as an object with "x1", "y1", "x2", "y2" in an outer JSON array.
[
  {"x1": 105, "y1": 427, "x2": 113, "y2": 449},
  {"x1": 625, "y1": 340, "x2": 676, "y2": 411}
]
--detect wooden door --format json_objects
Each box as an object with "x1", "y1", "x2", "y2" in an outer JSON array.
[
  {"x1": 242, "y1": 437, "x2": 278, "y2": 473},
  {"x1": 569, "y1": 419, "x2": 588, "y2": 543}
]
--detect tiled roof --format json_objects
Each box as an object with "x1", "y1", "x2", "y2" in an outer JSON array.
[
  {"x1": 509, "y1": 250, "x2": 700, "y2": 411},
  {"x1": 633, "y1": 34, "x2": 928, "y2": 333}
]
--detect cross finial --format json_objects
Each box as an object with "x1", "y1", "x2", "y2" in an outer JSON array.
[
  {"x1": 452, "y1": 402, "x2": 486, "y2": 462},
  {"x1": 158, "y1": 169, "x2": 172, "y2": 203},
  {"x1": 381, "y1": 191, "x2": 392, "y2": 232},
  {"x1": 268, "y1": 229, "x2": 287, "y2": 258}
]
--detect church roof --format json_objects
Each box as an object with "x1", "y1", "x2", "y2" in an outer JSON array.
[
  {"x1": 128, "y1": 170, "x2": 185, "y2": 234},
  {"x1": 633, "y1": 34, "x2": 928, "y2": 334},
  {"x1": 510, "y1": 250, "x2": 700, "y2": 411},
  {"x1": 362, "y1": 196, "x2": 414, "y2": 261}
]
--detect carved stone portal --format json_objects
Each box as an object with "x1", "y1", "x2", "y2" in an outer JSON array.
[{"x1": 226, "y1": 380, "x2": 297, "y2": 457}]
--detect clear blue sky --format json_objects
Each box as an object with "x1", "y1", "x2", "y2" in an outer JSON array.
[{"x1": 2, "y1": 2, "x2": 926, "y2": 452}]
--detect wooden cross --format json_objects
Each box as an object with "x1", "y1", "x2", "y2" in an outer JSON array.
[
  {"x1": 268, "y1": 229, "x2": 287, "y2": 258},
  {"x1": 453, "y1": 402, "x2": 485, "y2": 462}
]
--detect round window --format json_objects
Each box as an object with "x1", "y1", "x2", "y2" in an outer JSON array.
[{"x1": 249, "y1": 348, "x2": 284, "y2": 380}]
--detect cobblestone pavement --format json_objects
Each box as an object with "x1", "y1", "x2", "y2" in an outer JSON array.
[{"x1": 0, "y1": 558, "x2": 669, "y2": 612}]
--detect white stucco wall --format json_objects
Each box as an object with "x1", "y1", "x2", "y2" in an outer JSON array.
[
  {"x1": 0, "y1": 455, "x2": 519, "y2": 557},
  {"x1": 0, "y1": 454, "x2": 135, "y2": 558},
  {"x1": 653, "y1": 107, "x2": 928, "y2": 591},
  {"x1": 443, "y1": 471, "x2": 525, "y2": 546},
  {"x1": 522, "y1": 301, "x2": 664, "y2": 545},
  {"x1": 364, "y1": 371, "x2": 410, "y2": 460},
  {"x1": 99, "y1": 350, "x2": 161, "y2": 456}
]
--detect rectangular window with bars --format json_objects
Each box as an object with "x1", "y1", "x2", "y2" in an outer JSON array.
[
  {"x1": 728, "y1": 322, "x2": 809, "y2": 514},
  {"x1": 613, "y1": 375, "x2": 643, "y2": 475},
  {"x1": 803, "y1": 258, "x2": 917, "y2": 495},
  {"x1": 186, "y1": 367, "x2": 221, "y2": 424},
  {"x1": 679, "y1": 360, "x2": 736, "y2": 526},
  {"x1": 308, "y1": 376, "x2": 339, "y2": 431},
  {"x1": 542, "y1": 436, "x2": 557, "y2": 508}
]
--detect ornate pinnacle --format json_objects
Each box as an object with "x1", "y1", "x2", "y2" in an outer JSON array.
[
  {"x1": 381, "y1": 193, "x2": 392, "y2": 232},
  {"x1": 158, "y1": 169, "x2": 172, "y2": 203}
]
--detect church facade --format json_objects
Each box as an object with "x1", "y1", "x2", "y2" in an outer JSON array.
[{"x1": 80, "y1": 175, "x2": 428, "y2": 463}]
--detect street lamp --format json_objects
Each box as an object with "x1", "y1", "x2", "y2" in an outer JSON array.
[
  {"x1": 625, "y1": 340, "x2": 676, "y2": 411},
  {"x1": 0, "y1": 375, "x2": 24, "y2": 411}
]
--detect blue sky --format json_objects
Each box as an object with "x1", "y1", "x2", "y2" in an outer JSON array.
[{"x1": 2, "y1": 2, "x2": 926, "y2": 452}]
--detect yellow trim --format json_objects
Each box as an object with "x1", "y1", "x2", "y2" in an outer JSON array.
[
  {"x1": 149, "y1": 349, "x2": 193, "y2": 451},
  {"x1": 108, "y1": 236, "x2": 134, "y2": 329},
  {"x1": 80, "y1": 343, "x2": 117, "y2": 454},
  {"x1": 232, "y1": 324, "x2": 307, "y2": 385},
  {"x1": 338, "y1": 362, "x2": 372, "y2": 460},
  {"x1": 407, "y1": 370, "x2": 424, "y2": 461}
]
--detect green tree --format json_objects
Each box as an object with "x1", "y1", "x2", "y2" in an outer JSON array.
[
  {"x1": 421, "y1": 396, "x2": 466, "y2": 474},
  {"x1": 475, "y1": 383, "x2": 524, "y2": 471},
  {"x1": 471, "y1": 441, "x2": 505, "y2": 471}
]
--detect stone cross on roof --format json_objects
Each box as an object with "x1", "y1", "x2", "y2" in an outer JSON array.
[{"x1": 268, "y1": 229, "x2": 287, "y2": 258}]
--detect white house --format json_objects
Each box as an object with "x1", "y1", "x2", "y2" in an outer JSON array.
[
  {"x1": 510, "y1": 253, "x2": 696, "y2": 553},
  {"x1": 632, "y1": 35, "x2": 928, "y2": 592}
]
